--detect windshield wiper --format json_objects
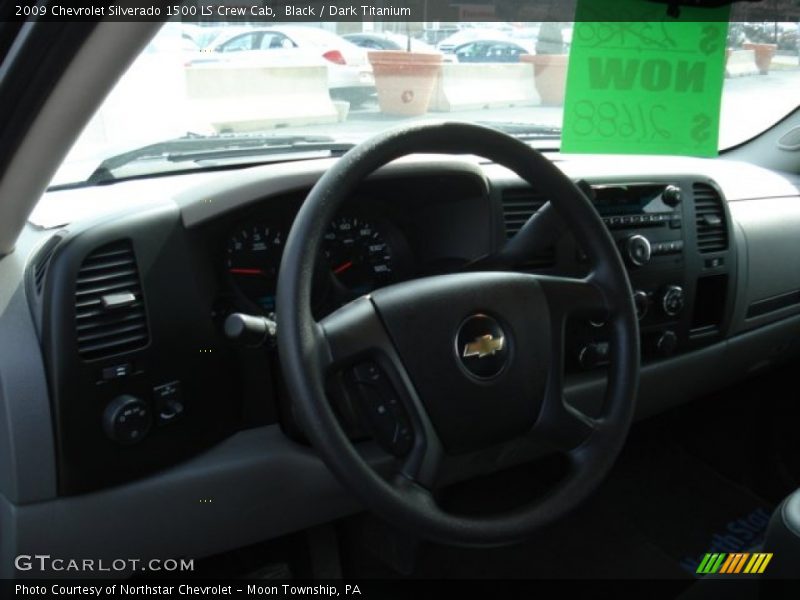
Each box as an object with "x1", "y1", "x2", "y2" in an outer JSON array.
[
  {"x1": 85, "y1": 132, "x2": 356, "y2": 185},
  {"x1": 477, "y1": 121, "x2": 562, "y2": 141}
]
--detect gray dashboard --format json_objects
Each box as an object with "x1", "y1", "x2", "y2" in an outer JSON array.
[{"x1": 2, "y1": 152, "x2": 800, "y2": 575}]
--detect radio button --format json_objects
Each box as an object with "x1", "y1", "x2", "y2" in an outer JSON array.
[{"x1": 663, "y1": 185, "x2": 682, "y2": 207}]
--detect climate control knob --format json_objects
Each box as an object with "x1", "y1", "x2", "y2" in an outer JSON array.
[
  {"x1": 656, "y1": 330, "x2": 678, "y2": 357},
  {"x1": 578, "y1": 342, "x2": 610, "y2": 370},
  {"x1": 625, "y1": 235, "x2": 652, "y2": 267},
  {"x1": 633, "y1": 290, "x2": 649, "y2": 320},
  {"x1": 661, "y1": 285, "x2": 685, "y2": 317},
  {"x1": 102, "y1": 395, "x2": 151, "y2": 445}
]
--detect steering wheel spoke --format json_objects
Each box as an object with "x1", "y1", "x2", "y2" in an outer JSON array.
[
  {"x1": 536, "y1": 274, "x2": 609, "y2": 324},
  {"x1": 317, "y1": 296, "x2": 393, "y2": 370},
  {"x1": 319, "y1": 297, "x2": 444, "y2": 488},
  {"x1": 535, "y1": 389, "x2": 599, "y2": 453},
  {"x1": 530, "y1": 274, "x2": 608, "y2": 452}
]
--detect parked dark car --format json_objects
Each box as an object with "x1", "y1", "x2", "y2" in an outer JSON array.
[{"x1": 453, "y1": 39, "x2": 535, "y2": 63}]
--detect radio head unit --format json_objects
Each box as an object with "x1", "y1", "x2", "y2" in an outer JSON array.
[{"x1": 592, "y1": 183, "x2": 682, "y2": 217}]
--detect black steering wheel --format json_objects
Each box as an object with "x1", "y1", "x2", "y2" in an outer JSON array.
[{"x1": 276, "y1": 122, "x2": 639, "y2": 546}]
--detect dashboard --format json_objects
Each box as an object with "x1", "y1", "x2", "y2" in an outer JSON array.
[
  {"x1": 211, "y1": 173, "x2": 492, "y2": 323},
  {"x1": 2, "y1": 152, "x2": 800, "y2": 571}
]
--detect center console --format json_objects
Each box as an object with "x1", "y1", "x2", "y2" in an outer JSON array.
[{"x1": 563, "y1": 179, "x2": 735, "y2": 371}]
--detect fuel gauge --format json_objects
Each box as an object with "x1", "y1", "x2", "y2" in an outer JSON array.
[{"x1": 226, "y1": 223, "x2": 284, "y2": 312}]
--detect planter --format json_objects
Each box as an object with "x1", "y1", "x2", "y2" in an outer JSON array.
[
  {"x1": 742, "y1": 42, "x2": 777, "y2": 74},
  {"x1": 521, "y1": 54, "x2": 569, "y2": 106},
  {"x1": 367, "y1": 51, "x2": 443, "y2": 116}
]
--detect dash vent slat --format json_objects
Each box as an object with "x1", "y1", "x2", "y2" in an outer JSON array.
[
  {"x1": 74, "y1": 241, "x2": 148, "y2": 361},
  {"x1": 693, "y1": 183, "x2": 728, "y2": 254},
  {"x1": 500, "y1": 186, "x2": 555, "y2": 269}
]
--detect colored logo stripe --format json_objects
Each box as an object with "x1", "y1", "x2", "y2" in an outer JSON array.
[
  {"x1": 697, "y1": 553, "x2": 725, "y2": 574},
  {"x1": 744, "y1": 553, "x2": 773, "y2": 574},
  {"x1": 720, "y1": 553, "x2": 747, "y2": 574},
  {"x1": 696, "y1": 553, "x2": 773, "y2": 575}
]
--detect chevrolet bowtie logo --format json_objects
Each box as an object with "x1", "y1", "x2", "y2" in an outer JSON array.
[{"x1": 463, "y1": 334, "x2": 505, "y2": 359}]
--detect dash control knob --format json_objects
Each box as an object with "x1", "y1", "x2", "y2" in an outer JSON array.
[
  {"x1": 578, "y1": 342, "x2": 610, "y2": 370},
  {"x1": 656, "y1": 330, "x2": 678, "y2": 357},
  {"x1": 103, "y1": 395, "x2": 151, "y2": 445},
  {"x1": 661, "y1": 285, "x2": 685, "y2": 317},
  {"x1": 633, "y1": 290, "x2": 649, "y2": 320},
  {"x1": 626, "y1": 235, "x2": 652, "y2": 267},
  {"x1": 662, "y1": 185, "x2": 682, "y2": 207}
]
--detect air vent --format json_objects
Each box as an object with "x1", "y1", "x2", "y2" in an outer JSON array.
[
  {"x1": 693, "y1": 183, "x2": 728, "y2": 254},
  {"x1": 501, "y1": 186, "x2": 548, "y2": 237},
  {"x1": 75, "y1": 240, "x2": 149, "y2": 361},
  {"x1": 500, "y1": 186, "x2": 556, "y2": 268}
]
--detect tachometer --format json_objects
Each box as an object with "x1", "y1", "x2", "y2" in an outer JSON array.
[
  {"x1": 324, "y1": 216, "x2": 394, "y2": 295},
  {"x1": 226, "y1": 224, "x2": 284, "y2": 312}
]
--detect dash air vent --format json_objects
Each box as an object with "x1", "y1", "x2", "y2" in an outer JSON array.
[
  {"x1": 500, "y1": 186, "x2": 555, "y2": 268},
  {"x1": 693, "y1": 183, "x2": 728, "y2": 254},
  {"x1": 75, "y1": 240, "x2": 149, "y2": 361},
  {"x1": 501, "y1": 186, "x2": 548, "y2": 238}
]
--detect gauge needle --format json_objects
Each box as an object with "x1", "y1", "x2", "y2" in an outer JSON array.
[
  {"x1": 333, "y1": 261, "x2": 353, "y2": 275},
  {"x1": 229, "y1": 268, "x2": 266, "y2": 276}
]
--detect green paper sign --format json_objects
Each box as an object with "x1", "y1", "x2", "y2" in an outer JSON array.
[{"x1": 561, "y1": 0, "x2": 731, "y2": 157}]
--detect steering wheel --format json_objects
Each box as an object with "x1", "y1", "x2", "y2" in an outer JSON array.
[{"x1": 276, "y1": 122, "x2": 639, "y2": 546}]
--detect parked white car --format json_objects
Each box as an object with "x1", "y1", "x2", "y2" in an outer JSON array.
[
  {"x1": 343, "y1": 31, "x2": 438, "y2": 54},
  {"x1": 437, "y1": 28, "x2": 516, "y2": 54},
  {"x1": 189, "y1": 26, "x2": 375, "y2": 105}
]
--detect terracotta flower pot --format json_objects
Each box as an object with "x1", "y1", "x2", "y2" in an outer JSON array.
[
  {"x1": 521, "y1": 54, "x2": 569, "y2": 106},
  {"x1": 743, "y1": 42, "x2": 777, "y2": 75},
  {"x1": 367, "y1": 51, "x2": 443, "y2": 117}
]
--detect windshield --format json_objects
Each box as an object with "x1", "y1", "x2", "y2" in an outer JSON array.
[{"x1": 51, "y1": 19, "x2": 800, "y2": 188}]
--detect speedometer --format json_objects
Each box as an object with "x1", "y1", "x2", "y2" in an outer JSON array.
[
  {"x1": 226, "y1": 223, "x2": 284, "y2": 312},
  {"x1": 324, "y1": 216, "x2": 394, "y2": 295}
]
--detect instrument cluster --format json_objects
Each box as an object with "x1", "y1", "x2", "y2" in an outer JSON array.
[{"x1": 224, "y1": 213, "x2": 411, "y2": 316}]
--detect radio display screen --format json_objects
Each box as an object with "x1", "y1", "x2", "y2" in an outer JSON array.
[{"x1": 592, "y1": 185, "x2": 668, "y2": 216}]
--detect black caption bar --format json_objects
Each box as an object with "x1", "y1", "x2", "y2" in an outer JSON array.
[
  {"x1": 3, "y1": 578, "x2": 743, "y2": 599},
  {"x1": 4, "y1": 0, "x2": 800, "y2": 23}
]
